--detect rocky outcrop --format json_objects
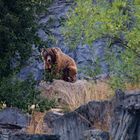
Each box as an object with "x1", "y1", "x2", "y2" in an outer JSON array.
[
  {"x1": 0, "y1": 108, "x2": 29, "y2": 128},
  {"x1": 43, "y1": 109, "x2": 64, "y2": 134},
  {"x1": 39, "y1": 0, "x2": 74, "y2": 49},
  {"x1": 0, "y1": 108, "x2": 30, "y2": 140},
  {"x1": 43, "y1": 90, "x2": 140, "y2": 140}
]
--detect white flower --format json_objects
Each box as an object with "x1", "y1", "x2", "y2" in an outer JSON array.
[
  {"x1": 2, "y1": 103, "x2": 7, "y2": 108},
  {"x1": 30, "y1": 104, "x2": 35, "y2": 110}
]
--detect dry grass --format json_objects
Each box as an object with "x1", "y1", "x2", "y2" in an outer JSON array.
[
  {"x1": 125, "y1": 83, "x2": 140, "y2": 92},
  {"x1": 26, "y1": 111, "x2": 46, "y2": 134},
  {"x1": 26, "y1": 108, "x2": 64, "y2": 134},
  {"x1": 40, "y1": 80, "x2": 114, "y2": 111},
  {"x1": 63, "y1": 81, "x2": 113, "y2": 111}
]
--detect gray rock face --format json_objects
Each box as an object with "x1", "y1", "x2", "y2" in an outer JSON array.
[
  {"x1": 110, "y1": 90, "x2": 140, "y2": 140},
  {"x1": 0, "y1": 108, "x2": 30, "y2": 140},
  {"x1": 44, "y1": 110, "x2": 63, "y2": 133},
  {"x1": 39, "y1": 0, "x2": 73, "y2": 48},
  {"x1": 9, "y1": 134, "x2": 60, "y2": 140},
  {"x1": 0, "y1": 134, "x2": 60, "y2": 140},
  {"x1": 74, "y1": 45, "x2": 94, "y2": 78}
]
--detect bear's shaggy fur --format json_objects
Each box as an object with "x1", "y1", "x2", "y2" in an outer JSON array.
[{"x1": 41, "y1": 47, "x2": 77, "y2": 82}]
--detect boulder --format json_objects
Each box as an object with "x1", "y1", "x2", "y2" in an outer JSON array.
[
  {"x1": 43, "y1": 109, "x2": 64, "y2": 134},
  {"x1": 83, "y1": 129, "x2": 109, "y2": 140},
  {"x1": 50, "y1": 100, "x2": 111, "y2": 140},
  {"x1": 0, "y1": 108, "x2": 30, "y2": 140},
  {"x1": 0, "y1": 108, "x2": 29, "y2": 129},
  {"x1": 40, "y1": 79, "x2": 112, "y2": 110},
  {"x1": 110, "y1": 90, "x2": 140, "y2": 140}
]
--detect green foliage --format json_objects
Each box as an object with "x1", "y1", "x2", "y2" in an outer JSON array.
[
  {"x1": 62, "y1": 0, "x2": 130, "y2": 47},
  {"x1": 62, "y1": 0, "x2": 140, "y2": 89},
  {"x1": 43, "y1": 64, "x2": 62, "y2": 82},
  {"x1": 0, "y1": 75, "x2": 56, "y2": 112}
]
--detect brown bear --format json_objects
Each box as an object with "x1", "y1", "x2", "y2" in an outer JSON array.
[{"x1": 41, "y1": 47, "x2": 77, "y2": 82}]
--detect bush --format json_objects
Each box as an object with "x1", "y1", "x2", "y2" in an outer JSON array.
[
  {"x1": 43, "y1": 64, "x2": 63, "y2": 82},
  {"x1": 0, "y1": 75, "x2": 56, "y2": 112}
]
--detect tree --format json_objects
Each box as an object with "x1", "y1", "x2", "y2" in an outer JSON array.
[
  {"x1": 0, "y1": 0, "x2": 52, "y2": 78},
  {"x1": 62, "y1": 0, "x2": 140, "y2": 89},
  {"x1": 0, "y1": 0, "x2": 56, "y2": 111}
]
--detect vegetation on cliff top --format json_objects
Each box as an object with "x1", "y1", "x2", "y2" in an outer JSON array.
[{"x1": 62, "y1": 0, "x2": 140, "y2": 89}]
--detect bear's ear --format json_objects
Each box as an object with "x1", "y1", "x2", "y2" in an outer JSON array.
[
  {"x1": 51, "y1": 47, "x2": 62, "y2": 54},
  {"x1": 41, "y1": 48, "x2": 47, "y2": 58},
  {"x1": 51, "y1": 47, "x2": 61, "y2": 62},
  {"x1": 54, "y1": 47, "x2": 61, "y2": 52}
]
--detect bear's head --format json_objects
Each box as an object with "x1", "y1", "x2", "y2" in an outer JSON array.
[{"x1": 41, "y1": 47, "x2": 61, "y2": 70}]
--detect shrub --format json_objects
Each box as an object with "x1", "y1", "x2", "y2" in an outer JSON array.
[
  {"x1": 43, "y1": 64, "x2": 63, "y2": 82},
  {"x1": 0, "y1": 75, "x2": 56, "y2": 112}
]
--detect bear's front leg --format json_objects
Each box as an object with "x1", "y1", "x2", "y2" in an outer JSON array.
[
  {"x1": 68, "y1": 66, "x2": 77, "y2": 82},
  {"x1": 62, "y1": 66, "x2": 77, "y2": 82}
]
